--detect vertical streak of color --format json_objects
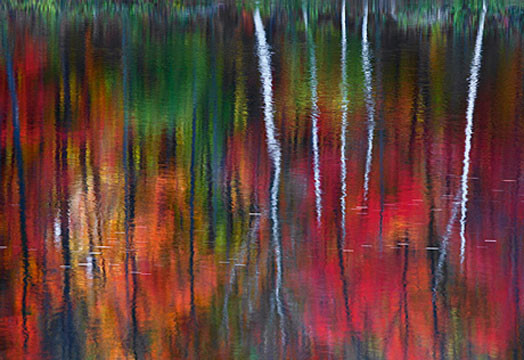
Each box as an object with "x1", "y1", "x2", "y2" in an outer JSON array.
[
  {"x1": 189, "y1": 51, "x2": 198, "y2": 324},
  {"x1": 122, "y1": 15, "x2": 131, "y2": 287},
  {"x1": 362, "y1": 0, "x2": 375, "y2": 203},
  {"x1": 435, "y1": 193, "x2": 461, "y2": 290},
  {"x1": 58, "y1": 25, "x2": 75, "y2": 359},
  {"x1": 121, "y1": 17, "x2": 140, "y2": 357},
  {"x1": 5, "y1": 23, "x2": 30, "y2": 351},
  {"x1": 304, "y1": 8, "x2": 322, "y2": 224},
  {"x1": 459, "y1": 2, "x2": 487, "y2": 264},
  {"x1": 211, "y1": 29, "x2": 219, "y2": 241},
  {"x1": 340, "y1": 1, "x2": 348, "y2": 242},
  {"x1": 253, "y1": 8, "x2": 284, "y2": 340},
  {"x1": 338, "y1": 0, "x2": 351, "y2": 323},
  {"x1": 435, "y1": 1, "x2": 487, "y2": 287}
]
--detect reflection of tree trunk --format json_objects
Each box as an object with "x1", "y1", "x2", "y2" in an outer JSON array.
[
  {"x1": 510, "y1": 67, "x2": 523, "y2": 358},
  {"x1": 362, "y1": 0, "x2": 375, "y2": 204},
  {"x1": 188, "y1": 51, "x2": 199, "y2": 358},
  {"x1": 89, "y1": 117, "x2": 106, "y2": 282},
  {"x1": 4, "y1": 22, "x2": 30, "y2": 353},
  {"x1": 57, "y1": 22, "x2": 76, "y2": 358},
  {"x1": 459, "y1": 2, "x2": 486, "y2": 264},
  {"x1": 83, "y1": 27, "x2": 106, "y2": 282},
  {"x1": 80, "y1": 113, "x2": 98, "y2": 278},
  {"x1": 374, "y1": 7, "x2": 386, "y2": 253},
  {"x1": 401, "y1": 232, "x2": 410, "y2": 360},
  {"x1": 421, "y1": 52, "x2": 437, "y2": 251},
  {"x1": 421, "y1": 37, "x2": 439, "y2": 360},
  {"x1": 432, "y1": 6, "x2": 486, "y2": 357},
  {"x1": 254, "y1": 8, "x2": 285, "y2": 354},
  {"x1": 206, "y1": 36, "x2": 217, "y2": 248},
  {"x1": 304, "y1": 8, "x2": 322, "y2": 225},
  {"x1": 82, "y1": 55, "x2": 107, "y2": 350},
  {"x1": 221, "y1": 215, "x2": 260, "y2": 340},
  {"x1": 338, "y1": 0, "x2": 352, "y2": 328},
  {"x1": 435, "y1": 0, "x2": 486, "y2": 288},
  {"x1": 122, "y1": 16, "x2": 140, "y2": 359},
  {"x1": 205, "y1": 138, "x2": 215, "y2": 248},
  {"x1": 210, "y1": 24, "x2": 221, "y2": 252}
]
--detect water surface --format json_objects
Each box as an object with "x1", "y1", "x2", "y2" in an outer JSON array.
[{"x1": 1, "y1": 1, "x2": 524, "y2": 359}]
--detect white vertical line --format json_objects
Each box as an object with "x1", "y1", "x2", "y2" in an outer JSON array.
[
  {"x1": 435, "y1": 2, "x2": 487, "y2": 289},
  {"x1": 254, "y1": 7, "x2": 284, "y2": 339},
  {"x1": 459, "y1": 2, "x2": 487, "y2": 264},
  {"x1": 362, "y1": 0, "x2": 376, "y2": 203},
  {"x1": 340, "y1": 0, "x2": 349, "y2": 240},
  {"x1": 304, "y1": 8, "x2": 323, "y2": 224}
]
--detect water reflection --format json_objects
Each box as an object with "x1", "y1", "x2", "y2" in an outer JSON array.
[
  {"x1": 459, "y1": 1, "x2": 487, "y2": 265},
  {"x1": 361, "y1": 0, "x2": 376, "y2": 205},
  {"x1": 0, "y1": 1, "x2": 523, "y2": 359},
  {"x1": 254, "y1": 7, "x2": 286, "y2": 354},
  {"x1": 4, "y1": 20, "x2": 30, "y2": 352},
  {"x1": 340, "y1": 0, "x2": 349, "y2": 244},
  {"x1": 304, "y1": 7, "x2": 323, "y2": 224}
]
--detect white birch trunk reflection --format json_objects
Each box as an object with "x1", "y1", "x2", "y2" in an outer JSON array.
[
  {"x1": 304, "y1": 8, "x2": 323, "y2": 224},
  {"x1": 362, "y1": 0, "x2": 376, "y2": 203},
  {"x1": 435, "y1": 1, "x2": 487, "y2": 288},
  {"x1": 340, "y1": 1, "x2": 349, "y2": 241},
  {"x1": 254, "y1": 8, "x2": 285, "y2": 344},
  {"x1": 459, "y1": 2, "x2": 487, "y2": 264}
]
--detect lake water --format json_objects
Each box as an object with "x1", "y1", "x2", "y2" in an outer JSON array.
[{"x1": 1, "y1": 1, "x2": 523, "y2": 359}]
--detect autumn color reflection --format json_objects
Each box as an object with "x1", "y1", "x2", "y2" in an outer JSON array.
[{"x1": 0, "y1": 1, "x2": 523, "y2": 359}]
